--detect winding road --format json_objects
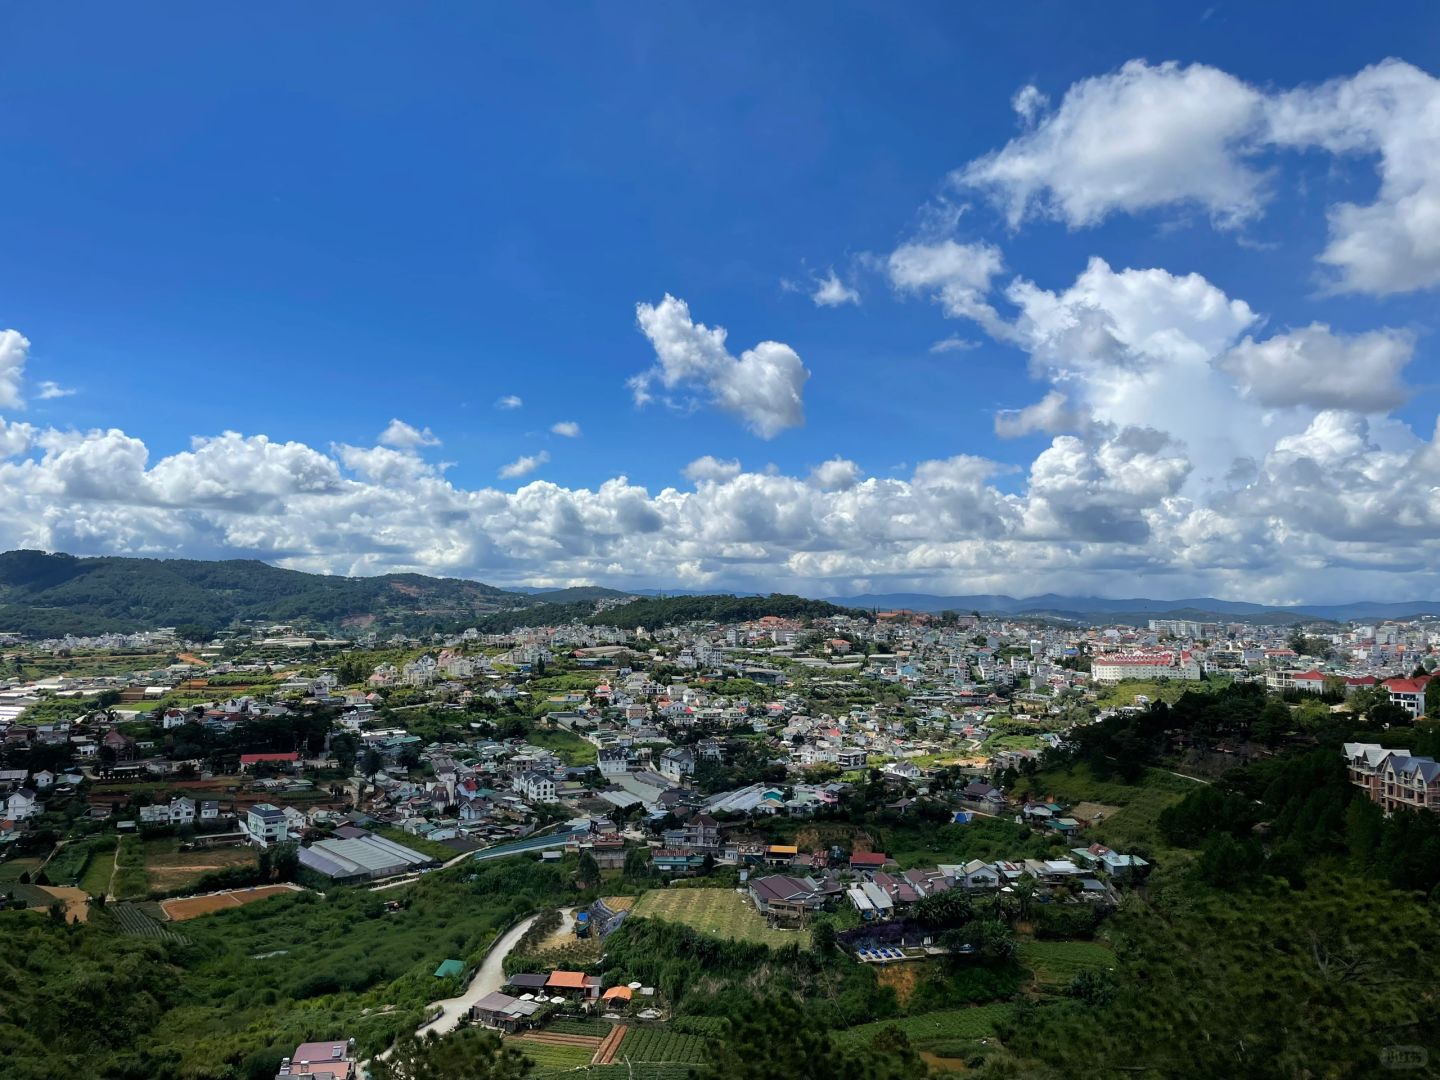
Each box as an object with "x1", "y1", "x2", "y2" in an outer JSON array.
[
  {"x1": 414, "y1": 911, "x2": 546, "y2": 1038},
  {"x1": 360, "y1": 910, "x2": 542, "y2": 1078}
]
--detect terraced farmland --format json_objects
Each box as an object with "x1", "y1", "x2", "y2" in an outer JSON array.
[
  {"x1": 615, "y1": 1027, "x2": 711, "y2": 1064},
  {"x1": 109, "y1": 901, "x2": 188, "y2": 944},
  {"x1": 1019, "y1": 939, "x2": 1115, "y2": 991},
  {"x1": 511, "y1": 1033, "x2": 599, "y2": 1070},
  {"x1": 833, "y1": 1003, "x2": 1014, "y2": 1054}
]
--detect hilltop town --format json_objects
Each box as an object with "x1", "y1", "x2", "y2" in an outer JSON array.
[{"x1": 3, "y1": 593, "x2": 1439, "y2": 1078}]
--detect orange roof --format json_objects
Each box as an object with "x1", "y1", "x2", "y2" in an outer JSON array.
[
  {"x1": 767, "y1": 845, "x2": 798, "y2": 855},
  {"x1": 602, "y1": 985, "x2": 633, "y2": 1000},
  {"x1": 546, "y1": 970, "x2": 588, "y2": 989}
]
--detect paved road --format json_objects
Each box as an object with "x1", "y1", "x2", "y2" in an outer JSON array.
[
  {"x1": 360, "y1": 910, "x2": 547, "y2": 1078},
  {"x1": 412, "y1": 908, "x2": 571, "y2": 1038}
]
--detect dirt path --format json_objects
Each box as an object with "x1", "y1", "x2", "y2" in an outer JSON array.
[{"x1": 106, "y1": 841, "x2": 122, "y2": 900}]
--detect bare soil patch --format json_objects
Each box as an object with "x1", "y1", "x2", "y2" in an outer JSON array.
[{"x1": 161, "y1": 884, "x2": 294, "y2": 921}]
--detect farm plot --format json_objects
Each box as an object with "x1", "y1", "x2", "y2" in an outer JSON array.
[
  {"x1": 4, "y1": 882, "x2": 55, "y2": 908},
  {"x1": 1019, "y1": 939, "x2": 1115, "y2": 991},
  {"x1": 529, "y1": 1067, "x2": 696, "y2": 1080},
  {"x1": 37, "y1": 886, "x2": 90, "y2": 922},
  {"x1": 78, "y1": 846, "x2": 117, "y2": 896},
  {"x1": 0, "y1": 856, "x2": 43, "y2": 883},
  {"x1": 615, "y1": 1027, "x2": 711, "y2": 1065},
  {"x1": 834, "y1": 1004, "x2": 1014, "y2": 1055},
  {"x1": 511, "y1": 1035, "x2": 599, "y2": 1070},
  {"x1": 142, "y1": 837, "x2": 256, "y2": 894},
  {"x1": 110, "y1": 901, "x2": 188, "y2": 943},
  {"x1": 161, "y1": 884, "x2": 295, "y2": 921},
  {"x1": 47, "y1": 837, "x2": 114, "y2": 887},
  {"x1": 630, "y1": 888, "x2": 810, "y2": 948},
  {"x1": 545, "y1": 1018, "x2": 613, "y2": 1037}
]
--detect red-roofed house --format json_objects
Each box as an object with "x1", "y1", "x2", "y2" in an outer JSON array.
[
  {"x1": 849, "y1": 851, "x2": 889, "y2": 871},
  {"x1": 1384, "y1": 676, "x2": 1433, "y2": 718}
]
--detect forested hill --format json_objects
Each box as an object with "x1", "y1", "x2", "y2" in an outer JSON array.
[
  {"x1": 0, "y1": 550, "x2": 522, "y2": 637},
  {"x1": 595, "y1": 593, "x2": 854, "y2": 630},
  {"x1": 0, "y1": 552, "x2": 855, "y2": 638}
]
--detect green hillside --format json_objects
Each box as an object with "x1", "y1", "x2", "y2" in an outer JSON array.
[
  {"x1": 0, "y1": 550, "x2": 521, "y2": 636},
  {"x1": 0, "y1": 553, "x2": 859, "y2": 638}
]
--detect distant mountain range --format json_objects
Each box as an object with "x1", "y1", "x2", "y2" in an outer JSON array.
[
  {"x1": 2, "y1": 550, "x2": 1435, "y2": 637},
  {"x1": 823, "y1": 592, "x2": 1440, "y2": 624}
]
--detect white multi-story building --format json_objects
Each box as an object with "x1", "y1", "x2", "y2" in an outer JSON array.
[
  {"x1": 246, "y1": 803, "x2": 289, "y2": 847},
  {"x1": 1091, "y1": 651, "x2": 1201, "y2": 685},
  {"x1": 516, "y1": 772, "x2": 557, "y2": 803}
]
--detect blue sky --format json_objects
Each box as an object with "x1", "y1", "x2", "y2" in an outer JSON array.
[{"x1": 1, "y1": 3, "x2": 1439, "y2": 601}]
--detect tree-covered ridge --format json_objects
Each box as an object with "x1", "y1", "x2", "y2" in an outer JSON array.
[
  {"x1": 0, "y1": 552, "x2": 856, "y2": 637},
  {"x1": 0, "y1": 550, "x2": 521, "y2": 635},
  {"x1": 593, "y1": 593, "x2": 855, "y2": 630}
]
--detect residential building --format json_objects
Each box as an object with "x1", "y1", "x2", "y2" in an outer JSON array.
[
  {"x1": 659, "y1": 747, "x2": 696, "y2": 783},
  {"x1": 597, "y1": 748, "x2": 630, "y2": 776},
  {"x1": 516, "y1": 771, "x2": 557, "y2": 803},
  {"x1": 748, "y1": 874, "x2": 826, "y2": 926},
  {"x1": 1091, "y1": 651, "x2": 1201, "y2": 684},
  {"x1": 1384, "y1": 675, "x2": 1433, "y2": 719},
  {"x1": 247, "y1": 803, "x2": 289, "y2": 847},
  {"x1": 275, "y1": 1038, "x2": 355, "y2": 1079}
]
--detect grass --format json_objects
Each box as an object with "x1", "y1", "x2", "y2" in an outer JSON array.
[
  {"x1": 1019, "y1": 939, "x2": 1115, "y2": 991},
  {"x1": 46, "y1": 837, "x2": 114, "y2": 887},
  {"x1": 79, "y1": 841, "x2": 118, "y2": 896},
  {"x1": 514, "y1": 1041, "x2": 597, "y2": 1069},
  {"x1": 1015, "y1": 763, "x2": 1199, "y2": 855},
  {"x1": 531, "y1": 1066, "x2": 695, "y2": 1080},
  {"x1": 833, "y1": 1004, "x2": 1014, "y2": 1052},
  {"x1": 141, "y1": 836, "x2": 257, "y2": 894},
  {"x1": 0, "y1": 857, "x2": 43, "y2": 883},
  {"x1": 112, "y1": 836, "x2": 149, "y2": 899},
  {"x1": 527, "y1": 727, "x2": 599, "y2": 765},
  {"x1": 372, "y1": 826, "x2": 458, "y2": 862},
  {"x1": 630, "y1": 888, "x2": 811, "y2": 948},
  {"x1": 980, "y1": 733, "x2": 1046, "y2": 753},
  {"x1": 874, "y1": 815, "x2": 1059, "y2": 869},
  {"x1": 1095, "y1": 676, "x2": 1233, "y2": 709}
]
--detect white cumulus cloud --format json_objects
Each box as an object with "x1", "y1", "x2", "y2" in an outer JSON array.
[
  {"x1": 631, "y1": 294, "x2": 809, "y2": 440},
  {"x1": 499, "y1": 451, "x2": 550, "y2": 479},
  {"x1": 550, "y1": 421, "x2": 582, "y2": 438},
  {"x1": 35, "y1": 381, "x2": 76, "y2": 400},
  {"x1": 1216, "y1": 324, "x2": 1414, "y2": 413},
  {"x1": 960, "y1": 57, "x2": 1440, "y2": 296},
  {"x1": 0, "y1": 330, "x2": 31, "y2": 409},
  {"x1": 994, "y1": 391, "x2": 1087, "y2": 438},
  {"x1": 887, "y1": 239, "x2": 1007, "y2": 333},
  {"x1": 960, "y1": 60, "x2": 1267, "y2": 229},
  {"x1": 495, "y1": 394, "x2": 523, "y2": 410},
  {"x1": 1267, "y1": 59, "x2": 1440, "y2": 295},
  {"x1": 378, "y1": 419, "x2": 441, "y2": 449},
  {"x1": 683, "y1": 456, "x2": 742, "y2": 484},
  {"x1": 811, "y1": 269, "x2": 860, "y2": 307}
]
